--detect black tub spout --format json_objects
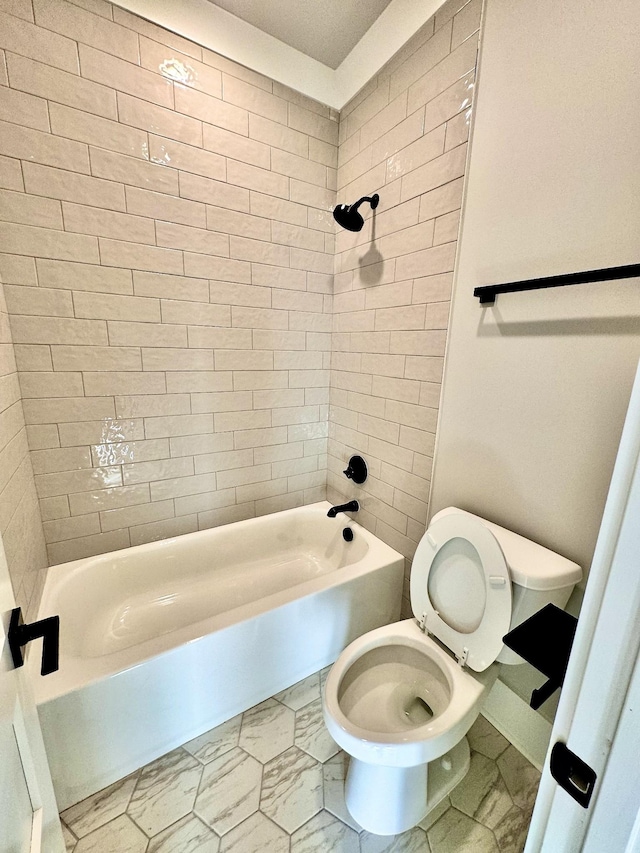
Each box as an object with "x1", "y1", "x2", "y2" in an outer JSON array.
[{"x1": 327, "y1": 500, "x2": 359, "y2": 518}]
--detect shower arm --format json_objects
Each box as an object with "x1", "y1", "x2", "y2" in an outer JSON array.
[{"x1": 351, "y1": 195, "x2": 377, "y2": 213}]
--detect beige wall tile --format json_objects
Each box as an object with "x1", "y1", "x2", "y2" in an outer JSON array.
[
  {"x1": 52, "y1": 345, "x2": 142, "y2": 372},
  {"x1": 115, "y1": 393, "x2": 190, "y2": 418},
  {"x1": 0, "y1": 155, "x2": 24, "y2": 192},
  {"x1": 401, "y1": 143, "x2": 467, "y2": 201},
  {"x1": 58, "y1": 417, "x2": 145, "y2": 447},
  {"x1": 388, "y1": 20, "x2": 452, "y2": 101},
  {"x1": 6, "y1": 52, "x2": 117, "y2": 119},
  {"x1": 203, "y1": 122, "x2": 269, "y2": 169},
  {"x1": 126, "y1": 187, "x2": 206, "y2": 229},
  {"x1": 47, "y1": 528, "x2": 129, "y2": 563},
  {"x1": 418, "y1": 176, "x2": 464, "y2": 221},
  {"x1": 223, "y1": 74, "x2": 287, "y2": 124},
  {"x1": 5, "y1": 285, "x2": 73, "y2": 317},
  {"x1": 148, "y1": 135, "x2": 226, "y2": 184},
  {"x1": 0, "y1": 119, "x2": 90, "y2": 173},
  {"x1": 161, "y1": 299, "x2": 230, "y2": 327},
  {"x1": 118, "y1": 92, "x2": 202, "y2": 147},
  {"x1": 123, "y1": 456, "x2": 192, "y2": 485},
  {"x1": 451, "y1": 0, "x2": 482, "y2": 49},
  {"x1": 99, "y1": 239, "x2": 184, "y2": 275},
  {"x1": 0, "y1": 190, "x2": 63, "y2": 229},
  {"x1": 190, "y1": 389, "x2": 252, "y2": 414},
  {"x1": 0, "y1": 83, "x2": 50, "y2": 132},
  {"x1": 209, "y1": 281, "x2": 270, "y2": 308},
  {"x1": 83, "y1": 371, "x2": 165, "y2": 396},
  {"x1": 14, "y1": 344, "x2": 52, "y2": 372},
  {"x1": 179, "y1": 171, "x2": 249, "y2": 212},
  {"x1": 166, "y1": 371, "x2": 231, "y2": 393},
  {"x1": 0, "y1": 10, "x2": 79, "y2": 73},
  {"x1": 169, "y1": 431, "x2": 231, "y2": 457},
  {"x1": 227, "y1": 160, "x2": 289, "y2": 199},
  {"x1": 100, "y1": 498, "x2": 174, "y2": 532},
  {"x1": 79, "y1": 43, "x2": 173, "y2": 108},
  {"x1": 74, "y1": 291, "x2": 160, "y2": 322},
  {"x1": 407, "y1": 34, "x2": 478, "y2": 114},
  {"x1": 138, "y1": 36, "x2": 222, "y2": 96},
  {"x1": 90, "y1": 147, "x2": 179, "y2": 195},
  {"x1": 156, "y1": 220, "x2": 229, "y2": 256},
  {"x1": 133, "y1": 270, "x2": 208, "y2": 302},
  {"x1": 32, "y1": 0, "x2": 139, "y2": 62},
  {"x1": 23, "y1": 163, "x2": 125, "y2": 211},
  {"x1": 1, "y1": 222, "x2": 99, "y2": 263},
  {"x1": 37, "y1": 259, "x2": 133, "y2": 294},
  {"x1": 249, "y1": 192, "x2": 307, "y2": 227},
  {"x1": 68, "y1": 483, "x2": 150, "y2": 516},
  {"x1": 108, "y1": 320, "x2": 187, "y2": 348},
  {"x1": 30, "y1": 445, "x2": 92, "y2": 474},
  {"x1": 394, "y1": 241, "x2": 456, "y2": 281},
  {"x1": 42, "y1": 512, "x2": 100, "y2": 543},
  {"x1": 141, "y1": 349, "x2": 213, "y2": 371},
  {"x1": 187, "y1": 326, "x2": 251, "y2": 349},
  {"x1": 39, "y1": 495, "x2": 70, "y2": 521},
  {"x1": 288, "y1": 103, "x2": 338, "y2": 146},
  {"x1": 174, "y1": 86, "x2": 247, "y2": 135},
  {"x1": 206, "y1": 206, "x2": 270, "y2": 242},
  {"x1": 62, "y1": 203, "x2": 156, "y2": 244},
  {"x1": 143, "y1": 412, "x2": 212, "y2": 439},
  {"x1": 112, "y1": 6, "x2": 202, "y2": 59},
  {"x1": 0, "y1": 0, "x2": 34, "y2": 22},
  {"x1": 148, "y1": 470, "x2": 215, "y2": 501},
  {"x1": 249, "y1": 113, "x2": 308, "y2": 157},
  {"x1": 22, "y1": 395, "x2": 113, "y2": 424}
]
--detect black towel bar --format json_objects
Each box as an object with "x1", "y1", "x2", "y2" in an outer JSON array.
[{"x1": 474, "y1": 263, "x2": 640, "y2": 304}]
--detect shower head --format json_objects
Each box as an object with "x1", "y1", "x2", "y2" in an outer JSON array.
[{"x1": 333, "y1": 193, "x2": 380, "y2": 232}]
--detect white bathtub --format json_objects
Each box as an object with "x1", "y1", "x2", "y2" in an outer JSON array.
[{"x1": 31, "y1": 502, "x2": 404, "y2": 810}]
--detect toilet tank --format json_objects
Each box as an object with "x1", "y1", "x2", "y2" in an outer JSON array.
[{"x1": 430, "y1": 508, "x2": 582, "y2": 665}]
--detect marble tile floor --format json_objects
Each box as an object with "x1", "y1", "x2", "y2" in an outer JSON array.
[{"x1": 60, "y1": 667, "x2": 540, "y2": 853}]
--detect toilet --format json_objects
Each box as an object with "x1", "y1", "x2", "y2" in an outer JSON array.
[{"x1": 322, "y1": 507, "x2": 582, "y2": 835}]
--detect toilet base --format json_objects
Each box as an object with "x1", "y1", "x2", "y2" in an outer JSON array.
[{"x1": 344, "y1": 736, "x2": 471, "y2": 835}]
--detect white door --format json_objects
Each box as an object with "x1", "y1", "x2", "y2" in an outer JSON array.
[
  {"x1": 0, "y1": 535, "x2": 64, "y2": 853},
  {"x1": 525, "y1": 360, "x2": 640, "y2": 852}
]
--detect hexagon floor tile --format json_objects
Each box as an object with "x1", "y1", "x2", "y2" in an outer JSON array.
[{"x1": 60, "y1": 671, "x2": 540, "y2": 853}]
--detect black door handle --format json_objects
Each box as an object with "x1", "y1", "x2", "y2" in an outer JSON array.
[
  {"x1": 550, "y1": 741, "x2": 597, "y2": 808},
  {"x1": 7, "y1": 607, "x2": 60, "y2": 676}
]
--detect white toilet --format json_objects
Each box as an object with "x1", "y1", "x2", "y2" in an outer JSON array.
[{"x1": 322, "y1": 507, "x2": 582, "y2": 835}]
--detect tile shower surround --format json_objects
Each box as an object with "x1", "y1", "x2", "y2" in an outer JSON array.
[
  {"x1": 0, "y1": 270, "x2": 48, "y2": 618},
  {"x1": 0, "y1": 0, "x2": 480, "y2": 612},
  {"x1": 59, "y1": 669, "x2": 539, "y2": 853},
  {"x1": 328, "y1": 0, "x2": 481, "y2": 615}
]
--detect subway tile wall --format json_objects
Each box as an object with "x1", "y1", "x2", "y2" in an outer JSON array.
[
  {"x1": 0, "y1": 268, "x2": 48, "y2": 620},
  {"x1": 0, "y1": 0, "x2": 336, "y2": 566},
  {"x1": 327, "y1": 0, "x2": 480, "y2": 616}
]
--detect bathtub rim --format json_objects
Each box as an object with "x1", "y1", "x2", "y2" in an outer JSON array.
[{"x1": 31, "y1": 501, "x2": 404, "y2": 704}]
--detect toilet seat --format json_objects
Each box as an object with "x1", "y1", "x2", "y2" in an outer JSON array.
[{"x1": 411, "y1": 513, "x2": 512, "y2": 672}]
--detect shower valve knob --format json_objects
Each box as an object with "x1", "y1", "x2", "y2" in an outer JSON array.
[{"x1": 343, "y1": 455, "x2": 367, "y2": 484}]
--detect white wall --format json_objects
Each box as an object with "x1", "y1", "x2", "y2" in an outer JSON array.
[{"x1": 430, "y1": 0, "x2": 640, "y2": 587}]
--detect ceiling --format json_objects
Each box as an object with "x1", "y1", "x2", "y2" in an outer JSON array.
[{"x1": 205, "y1": 0, "x2": 394, "y2": 69}]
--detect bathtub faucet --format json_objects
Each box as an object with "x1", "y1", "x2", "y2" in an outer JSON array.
[{"x1": 327, "y1": 500, "x2": 359, "y2": 518}]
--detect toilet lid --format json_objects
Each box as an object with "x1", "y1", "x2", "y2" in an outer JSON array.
[{"x1": 410, "y1": 512, "x2": 512, "y2": 672}]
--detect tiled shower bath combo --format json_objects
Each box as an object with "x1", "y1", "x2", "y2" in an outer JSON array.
[{"x1": 0, "y1": 0, "x2": 478, "y2": 621}]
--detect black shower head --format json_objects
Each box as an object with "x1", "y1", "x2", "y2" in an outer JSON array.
[{"x1": 333, "y1": 193, "x2": 379, "y2": 232}]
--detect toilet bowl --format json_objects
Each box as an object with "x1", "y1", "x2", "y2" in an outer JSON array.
[{"x1": 322, "y1": 507, "x2": 582, "y2": 835}]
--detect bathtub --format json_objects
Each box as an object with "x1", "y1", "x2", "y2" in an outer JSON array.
[{"x1": 30, "y1": 502, "x2": 404, "y2": 810}]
